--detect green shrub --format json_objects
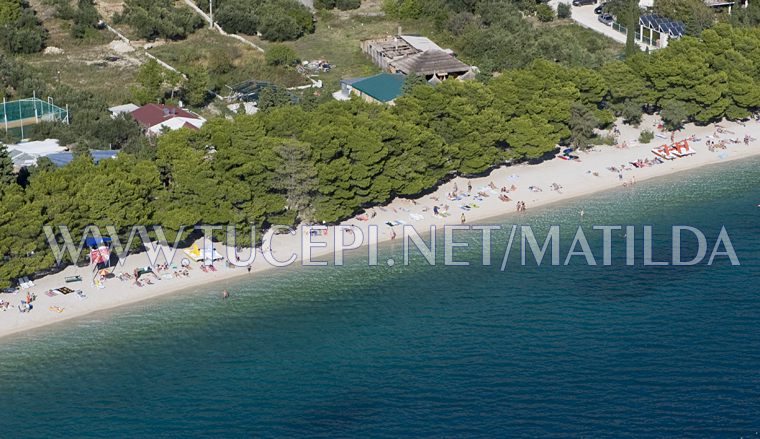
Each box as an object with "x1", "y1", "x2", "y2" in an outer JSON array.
[
  {"x1": 266, "y1": 44, "x2": 299, "y2": 66},
  {"x1": 638, "y1": 129, "x2": 654, "y2": 144},
  {"x1": 259, "y1": 14, "x2": 299, "y2": 41},
  {"x1": 660, "y1": 99, "x2": 689, "y2": 130},
  {"x1": 214, "y1": 0, "x2": 314, "y2": 41},
  {"x1": 593, "y1": 134, "x2": 617, "y2": 146},
  {"x1": 0, "y1": 7, "x2": 47, "y2": 54},
  {"x1": 317, "y1": 0, "x2": 360, "y2": 9},
  {"x1": 336, "y1": 0, "x2": 361, "y2": 10},
  {"x1": 557, "y1": 3, "x2": 571, "y2": 19},
  {"x1": 215, "y1": 0, "x2": 260, "y2": 35},
  {"x1": 70, "y1": 0, "x2": 101, "y2": 39},
  {"x1": 114, "y1": 0, "x2": 204, "y2": 40},
  {"x1": 536, "y1": 4, "x2": 555, "y2": 22},
  {"x1": 248, "y1": 0, "x2": 314, "y2": 41},
  {"x1": 621, "y1": 100, "x2": 643, "y2": 125},
  {"x1": 384, "y1": 0, "x2": 423, "y2": 19}
]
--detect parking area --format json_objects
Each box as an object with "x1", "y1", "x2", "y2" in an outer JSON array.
[{"x1": 549, "y1": 1, "x2": 654, "y2": 50}]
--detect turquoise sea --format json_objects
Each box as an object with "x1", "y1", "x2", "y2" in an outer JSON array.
[{"x1": 0, "y1": 157, "x2": 758, "y2": 437}]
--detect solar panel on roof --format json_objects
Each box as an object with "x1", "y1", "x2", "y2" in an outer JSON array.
[{"x1": 640, "y1": 14, "x2": 685, "y2": 37}]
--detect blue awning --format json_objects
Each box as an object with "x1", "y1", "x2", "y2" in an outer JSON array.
[{"x1": 85, "y1": 237, "x2": 112, "y2": 247}]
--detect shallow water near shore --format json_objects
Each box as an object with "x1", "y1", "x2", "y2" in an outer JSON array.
[{"x1": 0, "y1": 157, "x2": 759, "y2": 437}]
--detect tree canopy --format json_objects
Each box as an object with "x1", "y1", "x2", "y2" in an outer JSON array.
[
  {"x1": 210, "y1": 0, "x2": 314, "y2": 41},
  {"x1": 114, "y1": 0, "x2": 204, "y2": 41},
  {"x1": 0, "y1": 0, "x2": 47, "y2": 54}
]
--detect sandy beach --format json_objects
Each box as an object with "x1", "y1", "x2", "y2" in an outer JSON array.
[{"x1": 2, "y1": 114, "x2": 759, "y2": 340}]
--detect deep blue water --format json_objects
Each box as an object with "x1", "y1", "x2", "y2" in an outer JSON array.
[{"x1": 1, "y1": 158, "x2": 759, "y2": 438}]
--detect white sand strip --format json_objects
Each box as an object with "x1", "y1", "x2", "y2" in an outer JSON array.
[{"x1": 1, "y1": 115, "x2": 759, "y2": 340}]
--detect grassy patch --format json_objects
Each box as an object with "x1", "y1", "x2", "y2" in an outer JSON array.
[
  {"x1": 536, "y1": 21, "x2": 624, "y2": 58},
  {"x1": 18, "y1": 26, "x2": 140, "y2": 106},
  {"x1": 21, "y1": 54, "x2": 140, "y2": 105},
  {"x1": 148, "y1": 29, "x2": 307, "y2": 91}
]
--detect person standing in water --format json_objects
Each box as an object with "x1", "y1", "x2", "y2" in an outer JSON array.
[{"x1": 222, "y1": 289, "x2": 230, "y2": 300}]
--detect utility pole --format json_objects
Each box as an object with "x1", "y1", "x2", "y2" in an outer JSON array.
[{"x1": 209, "y1": 0, "x2": 213, "y2": 29}]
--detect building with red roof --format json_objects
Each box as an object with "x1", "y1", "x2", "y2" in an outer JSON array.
[{"x1": 130, "y1": 103, "x2": 206, "y2": 135}]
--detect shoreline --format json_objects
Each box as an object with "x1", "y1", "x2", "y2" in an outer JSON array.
[{"x1": 2, "y1": 115, "x2": 760, "y2": 341}]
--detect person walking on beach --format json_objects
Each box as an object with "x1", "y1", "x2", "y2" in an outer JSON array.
[
  {"x1": 460, "y1": 213, "x2": 466, "y2": 224},
  {"x1": 467, "y1": 181, "x2": 472, "y2": 193},
  {"x1": 390, "y1": 228, "x2": 397, "y2": 240},
  {"x1": 247, "y1": 265, "x2": 252, "y2": 274}
]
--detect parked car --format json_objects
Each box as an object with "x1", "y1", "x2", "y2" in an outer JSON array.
[
  {"x1": 572, "y1": 0, "x2": 596, "y2": 5},
  {"x1": 598, "y1": 12, "x2": 614, "y2": 26},
  {"x1": 594, "y1": 4, "x2": 604, "y2": 14}
]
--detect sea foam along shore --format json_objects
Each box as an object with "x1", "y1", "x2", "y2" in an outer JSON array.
[{"x1": 1, "y1": 115, "x2": 759, "y2": 340}]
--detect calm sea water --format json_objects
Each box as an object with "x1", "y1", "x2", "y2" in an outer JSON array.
[{"x1": 1, "y1": 157, "x2": 759, "y2": 438}]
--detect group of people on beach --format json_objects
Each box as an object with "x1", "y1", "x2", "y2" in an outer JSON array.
[
  {"x1": 706, "y1": 135, "x2": 754, "y2": 151},
  {"x1": 115, "y1": 261, "x2": 201, "y2": 287},
  {"x1": 0, "y1": 291, "x2": 35, "y2": 315},
  {"x1": 18, "y1": 292, "x2": 34, "y2": 313}
]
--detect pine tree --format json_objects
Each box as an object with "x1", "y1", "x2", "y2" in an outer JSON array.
[
  {"x1": 0, "y1": 143, "x2": 15, "y2": 185},
  {"x1": 402, "y1": 73, "x2": 427, "y2": 95}
]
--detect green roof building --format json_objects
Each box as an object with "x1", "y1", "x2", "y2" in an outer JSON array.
[{"x1": 349, "y1": 73, "x2": 405, "y2": 104}]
